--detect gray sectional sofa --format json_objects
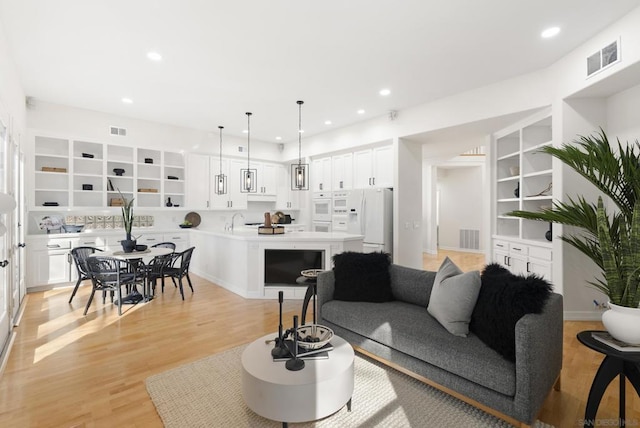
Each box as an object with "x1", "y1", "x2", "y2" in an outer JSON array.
[{"x1": 316, "y1": 264, "x2": 563, "y2": 427}]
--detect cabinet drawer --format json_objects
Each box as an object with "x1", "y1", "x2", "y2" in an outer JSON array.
[
  {"x1": 164, "y1": 232, "x2": 188, "y2": 242},
  {"x1": 493, "y1": 240, "x2": 509, "y2": 250},
  {"x1": 33, "y1": 239, "x2": 72, "y2": 251},
  {"x1": 529, "y1": 246, "x2": 552, "y2": 261},
  {"x1": 75, "y1": 236, "x2": 106, "y2": 248},
  {"x1": 509, "y1": 244, "x2": 527, "y2": 255}
]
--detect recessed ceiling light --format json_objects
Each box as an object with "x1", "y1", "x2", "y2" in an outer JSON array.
[
  {"x1": 357, "y1": 109, "x2": 365, "y2": 115},
  {"x1": 379, "y1": 88, "x2": 391, "y2": 96},
  {"x1": 121, "y1": 97, "x2": 133, "y2": 104},
  {"x1": 541, "y1": 27, "x2": 560, "y2": 39},
  {"x1": 275, "y1": 136, "x2": 282, "y2": 141},
  {"x1": 147, "y1": 51, "x2": 163, "y2": 61},
  {"x1": 324, "y1": 120, "x2": 332, "y2": 125}
]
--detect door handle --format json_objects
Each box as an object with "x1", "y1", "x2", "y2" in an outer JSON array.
[
  {"x1": 18, "y1": 243, "x2": 26, "y2": 248},
  {"x1": 0, "y1": 260, "x2": 8, "y2": 268}
]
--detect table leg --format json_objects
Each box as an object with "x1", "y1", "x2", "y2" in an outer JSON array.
[
  {"x1": 300, "y1": 282, "x2": 316, "y2": 325},
  {"x1": 282, "y1": 423, "x2": 287, "y2": 428},
  {"x1": 347, "y1": 397, "x2": 352, "y2": 412},
  {"x1": 584, "y1": 356, "x2": 623, "y2": 427}
]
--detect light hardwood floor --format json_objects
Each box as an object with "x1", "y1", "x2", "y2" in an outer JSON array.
[{"x1": 0, "y1": 251, "x2": 638, "y2": 427}]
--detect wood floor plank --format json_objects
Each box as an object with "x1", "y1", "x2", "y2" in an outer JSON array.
[{"x1": 0, "y1": 251, "x2": 638, "y2": 427}]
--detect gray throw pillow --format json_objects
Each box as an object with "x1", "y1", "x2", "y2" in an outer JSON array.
[{"x1": 427, "y1": 257, "x2": 481, "y2": 337}]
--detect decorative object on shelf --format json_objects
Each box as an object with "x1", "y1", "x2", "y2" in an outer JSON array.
[
  {"x1": 240, "y1": 112, "x2": 257, "y2": 193},
  {"x1": 513, "y1": 182, "x2": 519, "y2": 198},
  {"x1": 144, "y1": 158, "x2": 153, "y2": 164},
  {"x1": 507, "y1": 130, "x2": 640, "y2": 343},
  {"x1": 291, "y1": 100, "x2": 309, "y2": 190},
  {"x1": 61, "y1": 224, "x2": 84, "y2": 233},
  {"x1": 81, "y1": 153, "x2": 94, "y2": 158},
  {"x1": 38, "y1": 215, "x2": 64, "y2": 234},
  {"x1": 545, "y1": 222, "x2": 552, "y2": 241},
  {"x1": 165, "y1": 197, "x2": 173, "y2": 207},
  {"x1": 113, "y1": 168, "x2": 125, "y2": 176},
  {"x1": 41, "y1": 167, "x2": 67, "y2": 173},
  {"x1": 107, "y1": 178, "x2": 115, "y2": 191},
  {"x1": 509, "y1": 166, "x2": 519, "y2": 176},
  {"x1": 167, "y1": 175, "x2": 179, "y2": 180},
  {"x1": 118, "y1": 189, "x2": 136, "y2": 253},
  {"x1": 42, "y1": 202, "x2": 59, "y2": 207},
  {"x1": 528, "y1": 182, "x2": 552, "y2": 197},
  {"x1": 137, "y1": 188, "x2": 158, "y2": 193},
  {"x1": 285, "y1": 315, "x2": 305, "y2": 371},
  {"x1": 82, "y1": 184, "x2": 93, "y2": 191},
  {"x1": 214, "y1": 125, "x2": 227, "y2": 195},
  {"x1": 296, "y1": 324, "x2": 334, "y2": 350},
  {"x1": 179, "y1": 220, "x2": 193, "y2": 229}
]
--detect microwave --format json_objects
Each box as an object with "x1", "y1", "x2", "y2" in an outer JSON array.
[{"x1": 332, "y1": 191, "x2": 350, "y2": 215}]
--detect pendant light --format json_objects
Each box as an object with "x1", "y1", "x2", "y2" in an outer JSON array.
[
  {"x1": 291, "y1": 100, "x2": 309, "y2": 190},
  {"x1": 240, "y1": 112, "x2": 257, "y2": 193},
  {"x1": 214, "y1": 126, "x2": 227, "y2": 195}
]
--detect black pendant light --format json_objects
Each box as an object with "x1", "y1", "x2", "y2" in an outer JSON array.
[
  {"x1": 291, "y1": 100, "x2": 309, "y2": 190},
  {"x1": 240, "y1": 112, "x2": 257, "y2": 193},
  {"x1": 214, "y1": 125, "x2": 227, "y2": 195}
]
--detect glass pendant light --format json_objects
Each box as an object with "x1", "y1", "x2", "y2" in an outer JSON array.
[
  {"x1": 214, "y1": 126, "x2": 227, "y2": 195},
  {"x1": 240, "y1": 112, "x2": 257, "y2": 193},
  {"x1": 291, "y1": 100, "x2": 309, "y2": 190}
]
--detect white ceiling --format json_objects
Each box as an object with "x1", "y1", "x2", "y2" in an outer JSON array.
[{"x1": 1, "y1": 0, "x2": 639, "y2": 144}]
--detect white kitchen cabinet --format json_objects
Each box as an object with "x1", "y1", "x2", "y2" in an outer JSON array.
[
  {"x1": 311, "y1": 157, "x2": 332, "y2": 193},
  {"x1": 211, "y1": 157, "x2": 248, "y2": 210},
  {"x1": 353, "y1": 145, "x2": 393, "y2": 188},
  {"x1": 332, "y1": 153, "x2": 353, "y2": 190},
  {"x1": 275, "y1": 165, "x2": 301, "y2": 210},
  {"x1": 186, "y1": 153, "x2": 211, "y2": 209},
  {"x1": 253, "y1": 162, "x2": 277, "y2": 197},
  {"x1": 27, "y1": 238, "x2": 73, "y2": 288},
  {"x1": 492, "y1": 239, "x2": 552, "y2": 280}
]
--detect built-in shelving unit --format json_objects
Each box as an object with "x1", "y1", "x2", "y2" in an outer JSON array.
[{"x1": 31, "y1": 135, "x2": 184, "y2": 209}]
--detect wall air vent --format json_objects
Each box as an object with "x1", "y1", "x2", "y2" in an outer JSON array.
[
  {"x1": 109, "y1": 126, "x2": 127, "y2": 136},
  {"x1": 587, "y1": 39, "x2": 620, "y2": 78}
]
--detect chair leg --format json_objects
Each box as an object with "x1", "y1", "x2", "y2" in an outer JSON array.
[
  {"x1": 84, "y1": 289, "x2": 96, "y2": 315},
  {"x1": 186, "y1": 273, "x2": 194, "y2": 293},
  {"x1": 116, "y1": 287, "x2": 122, "y2": 316},
  {"x1": 171, "y1": 277, "x2": 178, "y2": 288},
  {"x1": 178, "y1": 277, "x2": 185, "y2": 300},
  {"x1": 69, "y1": 277, "x2": 83, "y2": 303}
]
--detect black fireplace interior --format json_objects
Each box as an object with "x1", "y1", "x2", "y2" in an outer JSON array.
[{"x1": 264, "y1": 249, "x2": 324, "y2": 286}]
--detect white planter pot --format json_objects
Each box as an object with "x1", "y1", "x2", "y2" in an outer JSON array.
[{"x1": 602, "y1": 302, "x2": 640, "y2": 345}]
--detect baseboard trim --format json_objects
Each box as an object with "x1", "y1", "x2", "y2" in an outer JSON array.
[
  {"x1": 563, "y1": 311, "x2": 604, "y2": 321},
  {"x1": 12, "y1": 294, "x2": 29, "y2": 327},
  {"x1": 0, "y1": 331, "x2": 17, "y2": 379}
]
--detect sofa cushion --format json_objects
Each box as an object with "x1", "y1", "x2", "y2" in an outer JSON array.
[
  {"x1": 322, "y1": 299, "x2": 516, "y2": 396},
  {"x1": 332, "y1": 251, "x2": 393, "y2": 302},
  {"x1": 390, "y1": 265, "x2": 436, "y2": 307},
  {"x1": 427, "y1": 257, "x2": 481, "y2": 337},
  {"x1": 470, "y1": 263, "x2": 553, "y2": 362}
]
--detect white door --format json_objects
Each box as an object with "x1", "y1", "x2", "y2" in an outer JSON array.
[
  {"x1": 0, "y1": 119, "x2": 10, "y2": 356},
  {"x1": 10, "y1": 137, "x2": 25, "y2": 322}
]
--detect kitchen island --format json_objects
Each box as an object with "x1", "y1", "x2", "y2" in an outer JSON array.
[{"x1": 188, "y1": 229, "x2": 364, "y2": 299}]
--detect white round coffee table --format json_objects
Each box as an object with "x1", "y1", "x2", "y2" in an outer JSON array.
[{"x1": 241, "y1": 333, "x2": 354, "y2": 426}]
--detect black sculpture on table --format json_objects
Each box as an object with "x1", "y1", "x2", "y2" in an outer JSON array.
[
  {"x1": 285, "y1": 315, "x2": 305, "y2": 371},
  {"x1": 271, "y1": 291, "x2": 290, "y2": 358}
]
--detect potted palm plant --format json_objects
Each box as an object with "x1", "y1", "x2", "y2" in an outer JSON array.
[
  {"x1": 507, "y1": 129, "x2": 640, "y2": 343},
  {"x1": 118, "y1": 190, "x2": 136, "y2": 253}
]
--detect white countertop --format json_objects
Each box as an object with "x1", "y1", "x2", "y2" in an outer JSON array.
[
  {"x1": 189, "y1": 228, "x2": 363, "y2": 242},
  {"x1": 26, "y1": 228, "x2": 189, "y2": 240}
]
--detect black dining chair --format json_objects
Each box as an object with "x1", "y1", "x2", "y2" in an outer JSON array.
[
  {"x1": 85, "y1": 256, "x2": 145, "y2": 315},
  {"x1": 145, "y1": 253, "x2": 176, "y2": 297},
  {"x1": 69, "y1": 246, "x2": 103, "y2": 303},
  {"x1": 164, "y1": 247, "x2": 195, "y2": 300},
  {"x1": 152, "y1": 241, "x2": 176, "y2": 251}
]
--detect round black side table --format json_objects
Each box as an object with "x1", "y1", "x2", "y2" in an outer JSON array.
[{"x1": 577, "y1": 330, "x2": 640, "y2": 427}]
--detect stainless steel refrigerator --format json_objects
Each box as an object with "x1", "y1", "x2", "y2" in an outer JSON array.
[{"x1": 346, "y1": 188, "x2": 393, "y2": 254}]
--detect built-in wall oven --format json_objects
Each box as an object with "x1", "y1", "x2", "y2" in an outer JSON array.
[
  {"x1": 332, "y1": 191, "x2": 350, "y2": 232},
  {"x1": 312, "y1": 192, "x2": 332, "y2": 222},
  {"x1": 312, "y1": 221, "x2": 332, "y2": 233}
]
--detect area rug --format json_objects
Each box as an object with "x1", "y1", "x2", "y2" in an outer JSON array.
[{"x1": 146, "y1": 345, "x2": 554, "y2": 427}]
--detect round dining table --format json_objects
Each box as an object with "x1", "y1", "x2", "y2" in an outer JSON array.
[{"x1": 91, "y1": 247, "x2": 173, "y2": 303}]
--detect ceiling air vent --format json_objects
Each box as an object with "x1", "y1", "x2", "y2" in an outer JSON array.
[
  {"x1": 587, "y1": 39, "x2": 620, "y2": 78},
  {"x1": 109, "y1": 126, "x2": 127, "y2": 136}
]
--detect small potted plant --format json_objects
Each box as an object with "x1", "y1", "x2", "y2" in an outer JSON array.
[{"x1": 118, "y1": 190, "x2": 136, "y2": 253}]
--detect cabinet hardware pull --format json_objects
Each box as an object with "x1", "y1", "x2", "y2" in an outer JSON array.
[
  {"x1": 513, "y1": 247, "x2": 521, "y2": 251},
  {"x1": 320, "y1": 183, "x2": 323, "y2": 190},
  {"x1": 340, "y1": 181, "x2": 343, "y2": 188},
  {"x1": 526, "y1": 262, "x2": 530, "y2": 272},
  {"x1": 0, "y1": 260, "x2": 8, "y2": 268},
  {"x1": 67, "y1": 253, "x2": 71, "y2": 263},
  {"x1": 372, "y1": 177, "x2": 375, "y2": 185},
  {"x1": 496, "y1": 244, "x2": 504, "y2": 247},
  {"x1": 47, "y1": 245, "x2": 61, "y2": 249}
]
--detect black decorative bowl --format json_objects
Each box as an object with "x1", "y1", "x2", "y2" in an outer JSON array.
[
  {"x1": 135, "y1": 244, "x2": 148, "y2": 251},
  {"x1": 113, "y1": 168, "x2": 125, "y2": 176}
]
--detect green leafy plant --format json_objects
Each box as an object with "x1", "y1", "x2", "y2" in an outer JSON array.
[
  {"x1": 118, "y1": 189, "x2": 135, "y2": 240},
  {"x1": 507, "y1": 129, "x2": 640, "y2": 307}
]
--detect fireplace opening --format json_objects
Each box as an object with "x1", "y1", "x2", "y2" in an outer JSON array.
[{"x1": 264, "y1": 249, "x2": 324, "y2": 287}]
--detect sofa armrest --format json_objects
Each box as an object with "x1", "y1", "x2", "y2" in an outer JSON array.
[
  {"x1": 316, "y1": 270, "x2": 335, "y2": 323},
  {"x1": 513, "y1": 292, "x2": 563, "y2": 423}
]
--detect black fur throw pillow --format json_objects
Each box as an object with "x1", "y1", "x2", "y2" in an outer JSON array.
[
  {"x1": 332, "y1": 251, "x2": 393, "y2": 302},
  {"x1": 470, "y1": 263, "x2": 552, "y2": 362}
]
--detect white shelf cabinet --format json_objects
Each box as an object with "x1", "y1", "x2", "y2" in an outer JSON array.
[
  {"x1": 311, "y1": 156, "x2": 332, "y2": 193},
  {"x1": 353, "y1": 145, "x2": 393, "y2": 188},
  {"x1": 491, "y1": 109, "x2": 554, "y2": 279},
  {"x1": 31, "y1": 135, "x2": 185, "y2": 209},
  {"x1": 186, "y1": 154, "x2": 248, "y2": 210},
  {"x1": 275, "y1": 164, "x2": 301, "y2": 210}
]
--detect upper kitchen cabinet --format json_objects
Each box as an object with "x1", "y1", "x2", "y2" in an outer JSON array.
[
  {"x1": 332, "y1": 153, "x2": 353, "y2": 191},
  {"x1": 311, "y1": 156, "x2": 332, "y2": 193},
  {"x1": 275, "y1": 164, "x2": 301, "y2": 210},
  {"x1": 186, "y1": 153, "x2": 211, "y2": 209},
  {"x1": 353, "y1": 145, "x2": 393, "y2": 188},
  {"x1": 186, "y1": 154, "x2": 247, "y2": 210},
  {"x1": 250, "y1": 162, "x2": 278, "y2": 199}
]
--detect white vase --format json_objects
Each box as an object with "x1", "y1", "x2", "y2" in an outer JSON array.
[{"x1": 602, "y1": 302, "x2": 640, "y2": 345}]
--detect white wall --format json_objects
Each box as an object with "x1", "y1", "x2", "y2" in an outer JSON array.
[
  {"x1": 436, "y1": 166, "x2": 484, "y2": 251},
  {"x1": 0, "y1": 20, "x2": 26, "y2": 142}
]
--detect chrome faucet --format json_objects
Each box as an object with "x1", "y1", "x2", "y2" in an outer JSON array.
[{"x1": 231, "y1": 212, "x2": 244, "y2": 231}]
